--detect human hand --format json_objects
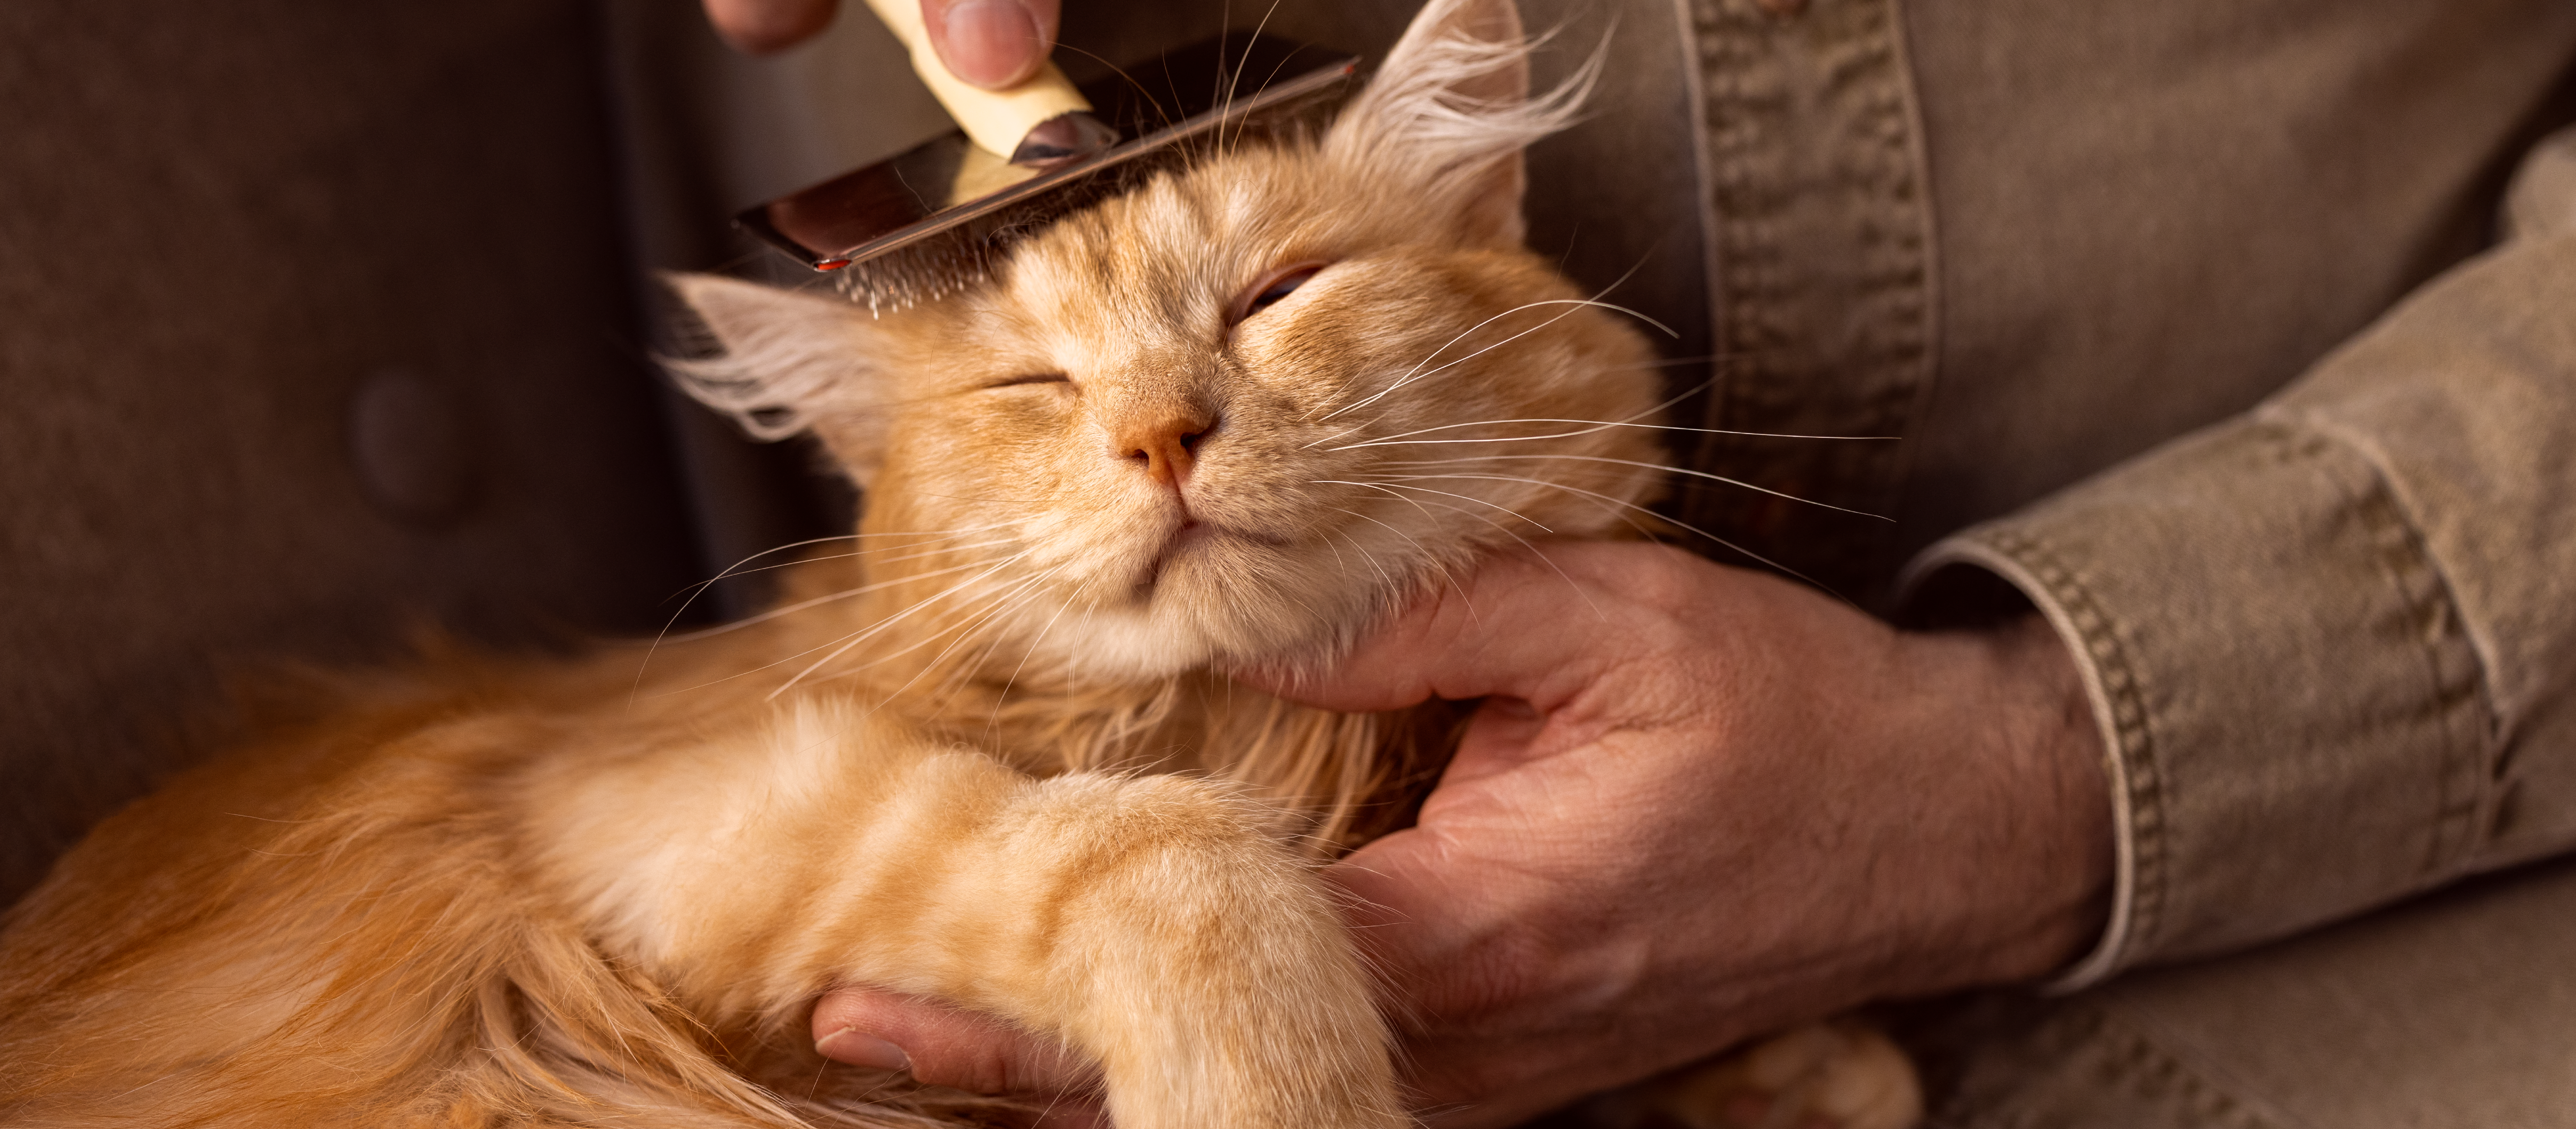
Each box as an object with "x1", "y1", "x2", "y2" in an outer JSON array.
[
  {"x1": 702, "y1": 0, "x2": 1061, "y2": 89},
  {"x1": 811, "y1": 543, "x2": 2114, "y2": 1126},
  {"x1": 1230, "y1": 543, "x2": 2114, "y2": 1125}
]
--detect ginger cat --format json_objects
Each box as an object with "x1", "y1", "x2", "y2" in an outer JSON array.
[{"x1": 0, "y1": 1, "x2": 1915, "y2": 1126}]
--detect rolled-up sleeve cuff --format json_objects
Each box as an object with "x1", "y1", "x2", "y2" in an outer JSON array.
[{"x1": 1900, "y1": 417, "x2": 2493, "y2": 990}]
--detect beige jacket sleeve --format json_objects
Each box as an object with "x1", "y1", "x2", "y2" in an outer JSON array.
[{"x1": 1907, "y1": 130, "x2": 2576, "y2": 987}]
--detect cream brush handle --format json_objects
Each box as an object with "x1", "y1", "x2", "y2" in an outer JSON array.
[{"x1": 859, "y1": 0, "x2": 1092, "y2": 158}]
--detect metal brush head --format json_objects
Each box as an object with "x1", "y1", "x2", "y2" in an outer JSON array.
[{"x1": 736, "y1": 35, "x2": 1360, "y2": 314}]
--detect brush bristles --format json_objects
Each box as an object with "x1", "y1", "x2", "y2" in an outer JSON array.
[
  {"x1": 831, "y1": 145, "x2": 1187, "y2": 315},
  {"x1": 833, "y1": 94, "x2": 1348, "y2": 315}
]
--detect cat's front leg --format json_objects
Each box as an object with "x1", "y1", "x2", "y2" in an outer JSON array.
[
  {"x1": 535, "y1": 711, "x2": 1405, "y2": 1129},
  {"x1": 905, "y1": 762, "x2": 1407, "y2": 1129}
]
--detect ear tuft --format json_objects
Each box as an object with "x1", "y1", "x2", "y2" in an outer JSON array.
[
  {"x1": 1327, "y1": 0, "x2": 1598, "y2": 246},
  {"x1": 659, "y1": 272, "x2": 874, "y2": 443}
]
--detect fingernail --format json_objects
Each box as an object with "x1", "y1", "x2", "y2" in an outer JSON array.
[
  {"x1": 816, "y1": 1028, "x2": 912, "y2": 1071},
  {"x1": 939, "y1": 0, "x2": 1043, "y2": 89}
]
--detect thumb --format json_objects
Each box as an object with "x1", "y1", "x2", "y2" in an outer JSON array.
[
  {"x1": 922, "y1": 0, "x2": 1061, "y2": 90},
  {"x1": 704, "y1": 0, "x2": 841, "y2": 54},
  {"x1": 812, "y1": 986, "x2": 1098, "y2": 1097},
  {"x1": 1235, "y1": 548, "x2": 1619, "y2": 715}
]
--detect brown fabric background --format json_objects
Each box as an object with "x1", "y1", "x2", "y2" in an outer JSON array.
[{"x1": 0, "y1": 3, "x2": 704, "y2": 904}]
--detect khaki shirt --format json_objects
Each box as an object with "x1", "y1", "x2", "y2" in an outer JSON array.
[
  {"x1": 1645, "y1": 1, "x2": 2576, "y2": 1122},
  {"x1": 1660, "y1": 0, "x2": 2576, "y2": 992}
]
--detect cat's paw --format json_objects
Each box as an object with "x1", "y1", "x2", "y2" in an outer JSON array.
[{"x1": 1642, "y1": 1021, "x2": 1922, "y2": 1129}]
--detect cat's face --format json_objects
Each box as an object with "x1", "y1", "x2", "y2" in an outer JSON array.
[{"x1": 673, "y1": 0, "x2": 1667, "y2": 680}]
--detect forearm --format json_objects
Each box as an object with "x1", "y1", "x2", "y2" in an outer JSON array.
[{"x1": 1905, "y1": 136, "x2": 2576, "y2": 982}]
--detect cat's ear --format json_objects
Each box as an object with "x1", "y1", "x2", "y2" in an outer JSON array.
[
  {"x1": 1327, "y1": 0, "x2": 1584, "y2": 248},
  {"x1": 661, "y1": 272, "x2": 894, "y2": 482}
]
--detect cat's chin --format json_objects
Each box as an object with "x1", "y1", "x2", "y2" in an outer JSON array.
[
  {"x1": 1028, "y1": 575, "x2": 1352, "y2": 684},
  {"x1": 1039, "y1": 608, "x2": 1226, "y2": 682},
  {"x1": 1001, "y1": 524, "x2": 1362, "y2": 683}
]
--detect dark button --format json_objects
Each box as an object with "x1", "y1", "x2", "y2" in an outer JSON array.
[{"x1": 348, "y1": 367, "x2": 477, "y2": 527}]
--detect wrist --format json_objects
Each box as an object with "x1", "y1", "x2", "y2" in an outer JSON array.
[
  {"x1": 1987, "y1": 614, "x2": 2115, "y2": 980},
  {"x1": 1887, "y1": 615, "x2": 2113, "y2": 994}
]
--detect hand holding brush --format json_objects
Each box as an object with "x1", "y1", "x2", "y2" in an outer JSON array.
[{"x1": 704, "y1": 0, "x2": 1063, "y2": 91}]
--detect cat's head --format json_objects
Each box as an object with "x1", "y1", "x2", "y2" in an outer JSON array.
[{"x1": 669, "y1": 0, "x2": 1667, "y2": 681}]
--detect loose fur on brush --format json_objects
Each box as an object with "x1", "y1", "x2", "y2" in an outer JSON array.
[{"x1": 0, "y1": 1, "x2": 1703, "y2": 1126}]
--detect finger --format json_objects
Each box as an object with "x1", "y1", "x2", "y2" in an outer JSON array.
[
  {"x1": 704, "y1": 0, "x2": 841, "y2": 54},
  {"x1": 1332, "y1": 830, "x2": 1668, "y2": 1129},
  {"x1": 1237, "y1": 546, "x2": 1633, "y2": 714},
  {"x1": 921, "y1": 0, "x2": 1060, "y2": 90},
  {"x1": 1324, "y1": 827, "x2": 1457, "y2": 940},
  {"x1": 1322, "y1": 830, "x2": 1545, "y2": 1120},
  {"x1": 812, "y1": 987, "x2": 1098, "y2": 1096}
]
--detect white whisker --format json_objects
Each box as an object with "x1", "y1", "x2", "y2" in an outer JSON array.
[
  {"x1": 1380, "y1": 453, "x2": 1890, "y2": 521},
  {"x1": 767, "y1": 552, "x2": 1040, "y2": 700},
  {"x1": 992, "y1": 578, "x2": 1083, "y2": 726},
  {"x1": 1315, "y1": 296, "x2": 1673, "y2": 426},
  {"x1": 1330, "y1": 418, "x2": 1896, "y2": 450},
  {"x1": 759, "y1": 550, "x2": 1037, "y2": 701},
  {"x1": 850, "y1": 566, "x2": 1067, "y2": 705},
  {"x1": 1332, "y1": 496, "x2": 1438, "y2": 561},
  {"x1": 1315, "y1": 479, "x2": 1449, "y2": 531},
  {"x1": 1323, "y1": 500, "x2": 1490, "y2": 617},
  {"x1": 640, "y1": 551, "x2": 1030, "y2": 700},
  {"x1": 1312, "y1": 250, "x2": 1670, "y2": 428},
  {"x1": 1313, "y1": 357, "x2": 1710, "y2": 453},
  {"x1": 1216, "y1": 0, "x2": 1292, "y2": 161},
  {"x1": 945, "y1": 566, "x2": 1076, "y2": 702},
  {"x1": 1331, "y1": 479, "x2": 1553, "y2": 534},
  {"x1": 654, "y1": 541, "x2": 1019, "y2": 644},
  {"x1": 1323, "y1": 514, "x2": 1401, "y2": 595},
  {"x1": 1344, "y1": 480, "x2": 1599, "y2": 619},
  {"x1": 627, "y1": 525, "x2": 1008, "y2": 704},
  {"x1": 1379, "y1": 471, "x2": 1841, "y2": 596}
]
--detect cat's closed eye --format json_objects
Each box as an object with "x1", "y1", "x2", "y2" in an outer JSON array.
[
  {"x1": 982, "y1": 372, "x2": 1074, "y2": 391},
  {"x1": 1232, "y1": 262, "x2": 1328, "y2": 324}
]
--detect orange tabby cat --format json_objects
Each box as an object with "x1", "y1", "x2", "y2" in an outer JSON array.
[{"x1": 0, "y1": 1, "x2": 1912, "y2": 1127}]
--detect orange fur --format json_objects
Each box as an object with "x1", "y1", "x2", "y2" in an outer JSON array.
[{"x1": 0, "y1": 1, "x2": 1672, "y2": 1125}]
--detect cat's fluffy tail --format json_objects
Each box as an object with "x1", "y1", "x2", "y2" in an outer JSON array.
[{"x1": 0, "y1": 683, "x2": 984, "y2": 1129}]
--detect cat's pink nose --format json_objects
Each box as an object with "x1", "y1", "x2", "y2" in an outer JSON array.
[{"x1": 1115, "y1": 411, "x2": 1212, "y2": 491}]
